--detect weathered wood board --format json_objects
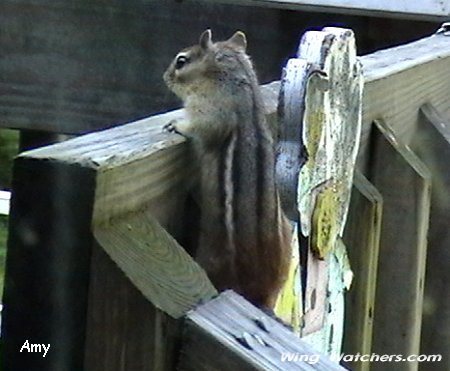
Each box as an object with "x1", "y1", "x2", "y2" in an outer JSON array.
[
  {"x1": 0, "y1": 1, "x2": 285, "y2": 134},
  {"x1": 276, "y1": 31, "x2": 450, "y2": 173},
  {"x1": 274, "y1": 223, "x2": 303, "y2": 333},
  {"x1": 342, "y1": 171, "x2": 382, "y2": 371},
  {"x1": 11, "y1": 31, "x2": 448, "y2": 173},
  {"x1": 16, "y1": 109, "x2": 190, "y2": 226},
  {"x1": 94, "y1": 210, "x2": 217, "y2": 319},
  {"x1": 410, "y1": 104, "x2": 450, "y2": 371},
  {"x1": 302, "y1": 238, "x2": 352, "y2": 360},
  {"x1": 179, "y1": 290, "x2": 346, "y2": 371},
  {"x1": 282, "y1": 28, "x2": 362, "y2": 361},
  {"x1": 84, "y1": 242, "x2": 178, "y2": 370},
  {"x1": 359, "y1": 32, "x2": 450, "y2": 168},
  {"x1": 2, "y1": 110, "x2": 217, "y2": 370},
  {"x1": 207, "y1": 0, "x2": 450, "y2": 20},
  {"x1": 3, "y1": 27, "x2": 450, "y2": 370},
  {"x1": 86, "y1": 211, "x2": 217, "y2": 370},
  {"x1": 2, "y1": 159, "x2": 96, "y2": 370},
  {"x1": 297, "y1": 27, "x2": 363, "y2": 254},
  {"x1": 302, "y1": 248, "x2": 328, "y2": 335},
  {"x1": 368, "y1": 120, "x2": 431, "y2": 371},
  {"x1": 276, "y1": 57, "x2": 311, "y2": 220}
]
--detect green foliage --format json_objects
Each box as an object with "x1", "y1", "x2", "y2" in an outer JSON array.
[
  {"x1": 0, "y1": 216, "x2": 7, "y2": 297},
  {"x1": 0, "y1": 129, "x2": 17, "y2": 300},
  {"x1": 0, "y1": 129, "x2": 19, "y2": 189}
]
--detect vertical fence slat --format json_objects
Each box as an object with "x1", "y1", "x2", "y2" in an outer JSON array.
[
  {"x1": 411, "y1": 104, "x2": 450, "y2": 370},
  {"x1": 342, "y1": 170, "x2": 382, "y2": 371},
  {"x1": 84, "y1": 243, "x2": 161, "y2": 370},
  {"x1": 2, "y1": 159, "x2": 96, "y2": 371},
  {"x1": 368, "y1": 119, "x2": 431, "y2": 370}
]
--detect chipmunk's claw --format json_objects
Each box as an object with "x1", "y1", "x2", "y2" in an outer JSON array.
[
  {"x1": 163, "y1": 120, "x2": 178, "y2": 133},
  {"x1": 163, "y1": 119, "x2": 189, "y2": 137}
]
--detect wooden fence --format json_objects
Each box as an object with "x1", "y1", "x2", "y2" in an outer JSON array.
[{"x1": 2, "y1": 25, "x2": 450, "y2": 370}]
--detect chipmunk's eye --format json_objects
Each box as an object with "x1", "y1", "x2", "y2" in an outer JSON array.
[{"x1": 175, "y1": 55, "x2": 189, "y2": 70}]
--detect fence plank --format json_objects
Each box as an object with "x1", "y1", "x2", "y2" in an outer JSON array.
[
  {"x1": 4, "y1": 29, "x2": 449, "y2": 370},
  {"x1": 276, "y1": 31, "x2": 450, "y2": 185},
  {"x1": 84, "y1": 243, "x2": 174, "y2": 370},
  {"x1": 359, "y1": 32, "x2": 450, "y2": 168},
  {"x1": 2, "y1": 159, "x2": 96, "y2": 371},
  {"x1": 84, "y1": 227, "x2": 214, "y2": 370},
  {"x1": 17, "y1": 31, "x2": 447, "y2": 178},
  {"x1": 342, "y1": 171, "x2": 382, "y2": 371},
  {"x1": 368, "y1": 119, "x2": 431, "y2": 370},
  {"x1": 19, "y1": 109, "x2": 188, "y2": 225},
  {"x1": 178, "y1": 290, "x2": 346, "y2": 370},
  {"x1": 410, "y1": 104, "x2": 450, "y2": 371},
  {"x1": 94, "y1": 210, "x2": 217, "y2": 319},
  {"x1": 2, "y1": 111, "x2": 218, "y2": 370},
  {"x1": 204, "y1": 1, "x2": 450, "y2": 20}
]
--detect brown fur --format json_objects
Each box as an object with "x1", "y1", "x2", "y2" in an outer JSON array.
[{"x1": 164, "y1": 30, "x2": 292, "y2": 308}]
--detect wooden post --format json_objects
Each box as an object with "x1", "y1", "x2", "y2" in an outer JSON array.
[
  {"x1": 2, "y1": 159, "x2": 96, "y2": 370},
  {"x1": 2, "y1": 111, "x2": 217, "y2": 370}
]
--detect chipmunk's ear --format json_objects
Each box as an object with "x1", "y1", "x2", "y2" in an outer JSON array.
[
  {"x1": 227, "y1": 31, "x2": 247, "y2": 51},
  {"x1": 199, "y1": 29, "x2": 213, "y2": 50}
]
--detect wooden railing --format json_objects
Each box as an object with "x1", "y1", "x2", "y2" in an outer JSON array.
[
  {"x1": 2, "y1": 27, "x2": 450, "y2": 370},
  {"x1": 207, "y1": 1, "x2": 450, "y2": 20}
]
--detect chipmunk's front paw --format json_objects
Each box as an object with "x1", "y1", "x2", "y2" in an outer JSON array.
[
  {"x1": 163, "y1": 119, "x2": 190, "y2": 136},
  {"x1": 163, "y1": 120, "x2": 179, "y2": 134}
]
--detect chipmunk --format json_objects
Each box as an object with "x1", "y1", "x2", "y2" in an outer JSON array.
[{"x1": 163, "y1": 30, "x2": 292, "y2": 309}]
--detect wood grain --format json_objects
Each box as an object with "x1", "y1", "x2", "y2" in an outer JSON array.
[
  {"x1": 204, "y1": 1, "x2": 450, "y2": 20},
  {"x1": 342, "y1": 170, "x2": 382, "y2": 371},
  {"x1": 290, "y1": 29, "x2": 362, "y2": 364},
  {"x1": 359, "y1": 33, "x2": 450, "y2": 169},
  {"x1": 411, "y1": 104, "x2": 450, "y2": 371},
  {"x1": 3, "y1": 106, "x2": 219, "y2": 371},
  {"x1": 16, "y1": 33, "x2": 450, "y2": 203},
  {"x1": 94, "y1": 210, "x2": 217, "y2": 319},
  {"x1": 276, "y1": 58, "x2": 310, "y2": 220},
  {"x1": 0, "y1": 1, "x2": 287, "y2": 134},
  {"x1": 368, "y1": 119, "x2": 431, "y2": 370},
  {"x1": 84, "y1": 243, "x2": 178, "y2": 371},
  {"x1": 178, "y1": 290, "x2": 346, "y2": 370},
  {"x1": 4, "y1": 30, "x2": 449, "y2": 370}
]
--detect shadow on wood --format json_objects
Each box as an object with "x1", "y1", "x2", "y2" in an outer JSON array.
[
  {"x1": 368, "y1": 119, "x2": 431, "y2": 371},
  {"x1": 411, "y1": 104, "x2": 450, "y2": 370},
  {"x1": 342, "y1": 170, "x2": 382, "y2": 371}
]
